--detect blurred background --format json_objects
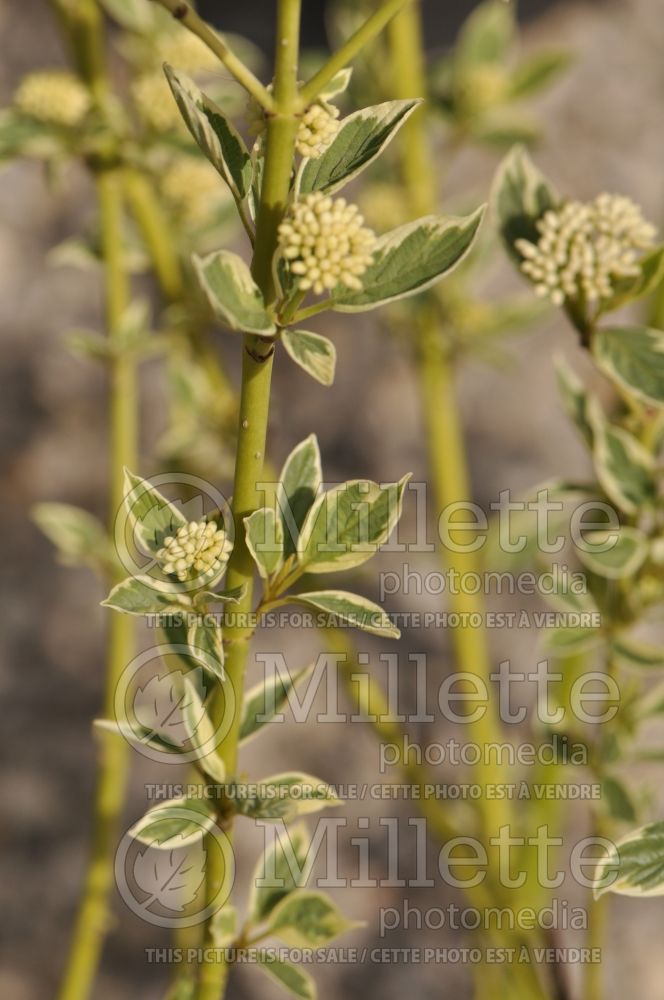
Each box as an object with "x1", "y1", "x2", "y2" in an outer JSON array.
[{"x1": 2, "y1": 0, "x2": 664, "y2": 997}]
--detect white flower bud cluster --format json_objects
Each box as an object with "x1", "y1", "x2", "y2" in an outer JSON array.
[
  {"x1": 162, "y1": 158, "x2": 230, "y2": 223},
  {"x1": 247, "y1": 93, "x2": 339, "y2": 159},
  {"x1": 295, "y1": 101, "x2": 340, "y2": 158},
  {"x1": 131, "y1": 74, "x2": 182, "y2": 132},
  {"x1": 278, "y1": 192, "x2": 377, "y2": 295},
  {"x1": 516, "y1": 194, "x2": 657, "y2": 307},
  {"x1": 14, "y1": 71, "x2": 91, "y2": 128},
  {"x1": 156, "y1": 520, "x2": 231, "y2": 583}
]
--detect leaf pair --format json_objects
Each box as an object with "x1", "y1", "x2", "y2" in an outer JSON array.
[{"x1": 245, "y1": 435, "x2": 408, "y2": 638}]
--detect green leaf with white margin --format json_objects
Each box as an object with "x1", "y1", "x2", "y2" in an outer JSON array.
[
  {"x1": 32, "y1": 502, "x2": 115, "y2": 572},
  {"x1": 318, "y1": 68, "x2": 353, "y2": 101},
  {"x1": 577, "y1": 527, "x2": 649, "y2": 580},
  {"x1": 128, "y1": 796, "x2": 215, "y2": 849},
  {"x1": 591, "y1": 415, "x2": 655, "y2": 515},
  {"x1": 601, "y1": 776, "x2": 637, "y2": 824},
  {"x1": 240, "y1": 664, "x2": 315, "y2": 744},
  {"x1": 593, "y1": 327, "x2": 664, "y2": 408},
  {"x1": 611, "y1": 634, "x2": 664, "y2": 670},
  {"x1": 94, "y1": 718, "x2": 181, "y2": 755},
  {"x1": 265, "y1": 890, "x2": 361, "y2": 947},
  {"x1": 332, "y1": 209, "x2": 484, "y2": 312},
  {"x1": 187, "y1": 617, "x2": 225, "y2": 681},
  {"x1": 123, "y1": 468, "x2": 187, "y2": 555},
  {"x1": 245, "y1": 507, "x2": 284, "y2": 580},
  {"x1": 540, "y1": 627, "x2": 604, "y2": 657},
  {"x1": 491, "y1": 145, "x2": 557, "y2": 263},
  {"x1": 555, "y1": 355, "x2": 599, "y2": 447},
  {"x1": 102, "y1": 575, "x2": 191, "y2": 615},
  {"x1": 257, "y1": 956, "x2": 315, "y2": 1000},
  {"x1": 281, "y1": 329, "x2": 336, "y2": 387},
  {"x1": 234, "y1": 773, "x2": 339, "y2": 822},
  {"x1": 593, "y1": 821, "x2": 664, "y2": 898},
  {"x1": 455, "y1": 0, "x2": 515, "y2": 68},
  {"x1": 290, "y1": 591, "x2": 400, "y2": 639},
  {"x1": 298, "y1": 100, "x2": 421, "y2": 196},
  {"x1": 164, "y1": 65, "x2": 252, "y2": 200},
  {"x1": 277, "y1": 435, "x2": 322, "y2": 559},
  {"x1": 507, "y1": 50, "x2": 572, "y2": 99},
  {"x1": 298, "y1": 475, "x2": 410, "y2": 574},
  {"x1": 193, "y1": 250, "x2": 275, "y2": 336},
  {"x1": 209, "y1": 905, "x2": 237, "y2": 948},
  {"x1": 181, "y1": 676, "x2": 225, "y2": 782},
  {"x1": 248, "y1": 824, "x2": 313, "y2": 922}
]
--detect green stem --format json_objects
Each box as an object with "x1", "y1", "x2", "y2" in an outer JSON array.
[
  {"x1": 196, "y1": 5, "x2": 301, "y2": 998},
  {"x1": 387, "y1": 0, "x2": 510, "y2": 838},
  {"x1": 122, "y1": 168, "x2": 184, "y2": 301},
  {"x1": 301, "y1": 0, "x2": 413, "y2": 103},
  {"x1": 58, "y1": 168, "x2": 136, "y2": 1000},
  {"x1": 52, "y1": 2, "x2": 138, "y2": 996},
  {"x1": 148, "y1": 0, "x2": 274, "y2": 110}
]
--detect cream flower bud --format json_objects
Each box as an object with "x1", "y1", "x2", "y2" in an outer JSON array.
[
  {"x1": 278, "y1": 192, "x2": 377, "y2": 296},
  {"x1": 14, "y1": 71, "x2": 91, "y2": 128},
  {"x1": 295, "y1": 101, "x2": 340, "y2": 158},
  {"x1": 515, "y1": 194, "x2": 656, "y2": 308},
  {"x1": 156, "y1": 520, "x2": 232, "y2": 583},
  {"x1": 247, "y1": 92, "x2": 340, "y2": 159},
  {"x1": 131, "y1": 73, "x2": 182, "y2": 132}
]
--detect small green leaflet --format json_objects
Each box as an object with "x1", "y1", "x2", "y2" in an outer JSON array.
[
  {"x1": 181, "y1": 676, "x2": 226, "y2": 782},
  {"x1": 187, "y1": 617, "x2": 225, "y2": 681},
  {"x1": 277, "y1": 435, "x2": 322, "y2": 560},
  {"x1": 102, "y1": 575, "x2": 191, "y2": 615},
  {"x1": 94, "y1": 718, "x2": 181, "y2": 756},
  {"x1": 455, "y1": 0, "x2": 515, "y2": 68},
  {"x1": 245, "y1": 507, "x2": 284, "y2": 580},
  {"x1": 593, "y1": 327, "x2": 664, "y2": 408},
  {"x1": 128, "y1": 796, "x2": 215, "y2": 849},
  {"x1": 281, "y1": 329, "x2": 336, "y2": 387},
  {"x1": 611, "y1": 635, "x2": 664, "y2": 671},
  {"x1": 194, "y1": 250, "x2": 275, "y2": 336},
  {"x1": 233, "y1": 773, "x2": 339, "y2": 822},
  {"x1": 32, "y1": 502, "x2": 115, "y2": 572},
  {"x1": 240, "y1": 664, "x2": 315, "y2": 744},
  {"x1": 507, "y1": 50, "x2": 572, "y2": 100},
  {"x1": 554, "y1": 355, "x2": 598, "y2": 447},
  {"x1": 248, "y1": 824, "x2": 313, "y2": 922},
  {"x1": 164, "y1": 65, "x2": 252, "y2": 201},
  {"x1": 491, "y1": 145, "x2": 557, "y2": 262},
  {"x1": 594, "y1": 821, "x2": 664, "y2": 898},
  {"x1": 265, "y1": 890, "x2": 360, "y2": 948},
  {"x1": 591, "y1": 417, "x2": 655, "y2": 515},
  {"x1": 123, "y1": 468, "x2": 187, "y2": 555},
  {"x1": 332, "y1": 210, "x2": 484, "y2": 312},
  {"x1": 257, "y1": 955, "x2": 315, "y2": 1000},
  {"x1": 577, "y1": 527, "x2": 649, "y2": 580},
  {"x1": 601, "y1": 776, "x2": 637, "y2": 824},
  {"x1": 297, "y1": 475, "x2": 409, "y2": 574},
  {"x1": 290, "y1": 591, "x2": 400, "y2": 639}
]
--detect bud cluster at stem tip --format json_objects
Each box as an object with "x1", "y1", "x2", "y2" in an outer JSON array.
[
  {"x1": 14, "y1": 71, "x2": 91, "y2": 127},
  {"x1": 516, "y1": 194, "x2": 656, "y2": 307},
  {"x1": 156, "y1": 520, "x2": 232, "y2": 583},
  {"x1": 279, "y1": 192, "x2": 377, "y2": 296}
]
